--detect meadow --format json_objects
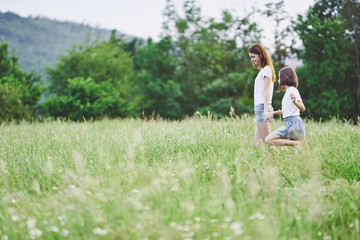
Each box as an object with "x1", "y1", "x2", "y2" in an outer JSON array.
[{"x1": 0, "y1": 114, "x2": 359, "y2": 240}]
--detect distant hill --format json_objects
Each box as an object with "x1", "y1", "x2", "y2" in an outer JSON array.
[{"x1": 0, "y1": 11, "x2": 132, "y2": 75}]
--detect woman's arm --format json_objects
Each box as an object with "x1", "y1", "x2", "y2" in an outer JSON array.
[{"x1": 263, "y1": 76, "x2": 271, "y2": 113}]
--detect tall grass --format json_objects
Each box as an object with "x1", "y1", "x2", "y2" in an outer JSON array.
[{"x1": 0, "y1": 115, "x2": 359, "y2": 239}]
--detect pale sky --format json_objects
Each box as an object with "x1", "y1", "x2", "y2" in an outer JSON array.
[{"x1": 0, "y1": 0, "x2": 314, "y2": 48}]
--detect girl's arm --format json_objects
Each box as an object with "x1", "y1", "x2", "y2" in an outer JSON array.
[
  {"x1": 290, "y1": 94, "x2": 306, "y2": 112},
  {"x1": 265, "y1": 110, "x2": 282, "y2": 122},
  {"x1": 272, "y1": 110, "x2": 282, "y2": 115}
]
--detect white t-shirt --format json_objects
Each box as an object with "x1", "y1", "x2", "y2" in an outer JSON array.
[
  {"x1": 254, "y1": 65, "x2": 274, "y2": 106},
  {"x1": 282, "y1": 86, "x2": 303, "y2": 118}
]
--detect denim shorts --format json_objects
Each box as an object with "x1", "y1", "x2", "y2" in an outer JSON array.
[
  {"x1": 274, "y1": 116, "x2": 305, "y2": 140},
  {"x1": 254, "y1": 104, "x2": 274, "y2": 123}
]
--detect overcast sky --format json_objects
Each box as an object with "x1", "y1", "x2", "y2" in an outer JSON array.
[{"x1": 0, "y1": 0, "x2": 314, "y2": 47}]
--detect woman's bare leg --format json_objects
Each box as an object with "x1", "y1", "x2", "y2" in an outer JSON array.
[{"x1": 253, "y1": 122, "x2": 271, "y2": 148}]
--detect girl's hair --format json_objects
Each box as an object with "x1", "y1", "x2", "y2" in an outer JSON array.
[
  {"x1": 277, "y1": 67, "x2": 298, "y2": 92},
  {"x1": 248, "y1": 43, "x2": 275, "y2": 82}
]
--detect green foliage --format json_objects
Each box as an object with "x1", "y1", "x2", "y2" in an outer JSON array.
[
  {"x1": 263, "y1": 0, "x2": 296, "y2": 70},
  {"x1": 0, "y1": 41, "x2": 43, "y2": 122},
  {"x1": 42, "y1": 77, "x2": 133, "y2": 120},
  {"x1": 134, "y1": 37, "x2": 183, "y2": 118},
  {"x1": 43, "y1": 35, "x2": 141, "y2": 120},
  {"x1": 0, "y1": 83, "x2": 31, "y2": 121},
  {"x1": 293, "y1": 1, "x2": 358, "y2": 120},
  {"x1": 159, "y1": 1, "x2": 262, "y2": 117},
  {"x1": 3, "y1": 1, "x2": 359, "y2": 120},
  {"x1": 47, "y1": 37, "x2": 134, "y2": 94}
]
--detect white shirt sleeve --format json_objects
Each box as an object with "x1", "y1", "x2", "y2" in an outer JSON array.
[
  {"x1": 263, "y1": 66, "x2": 272, "y2": 80},
  {"x1": 293, "y1": 88, "x2": 302, "y2": 102}
]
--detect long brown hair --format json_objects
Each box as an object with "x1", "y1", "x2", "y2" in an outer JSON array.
[
  {"x1": 276, "y1": 67, "x2": 298, "y2": 92},
  {"x1": 248, "y1": 43, "x2": 275, "y2": 82}
]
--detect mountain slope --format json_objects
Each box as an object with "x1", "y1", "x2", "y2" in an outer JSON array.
[{"x1": 0, "y1": 11, "x2": 130, "y2": 75}]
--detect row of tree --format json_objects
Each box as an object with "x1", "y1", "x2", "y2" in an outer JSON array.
[{"x1": 1, "y1": 0, "x2": 359, "y2": 122}]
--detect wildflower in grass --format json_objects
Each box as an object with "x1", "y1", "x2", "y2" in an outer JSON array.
[
  {"x1": 225, "y1": 217, "x2": 232, "y2": 222},
  {"x1": 92, "y1": 227, "x2": 108, "y2": 235},
  {"x1": 176, "y1": 225, "x2": 184, "y2": 231},
  {"x1": 11, "y1": 215, "x2": 20, "y2": 222},
  {"x1": 248, "y1": 212, "x2": 265, "y2": 220},
  {"x1": 194, "y1": 217, "x2": 201, "y2": 222},
  {"x1": 323, "y1": 235, "x2": 331, "y2": 240},
  {"x1": 27, "y1": 218, "x2": 37, "y2": 228},
  {"x1": 68, "y1": 184, "x2": 75, "y2": 189},
  {"x1": 2, "y1": 235, "x2": 8, "y2": 240},
  {"x1": 58, "y1": 215, "x2": 66, "y2": 225},
  {"x1": 194, "y1": 223, "x2": 201, "y2": 230},
  {"x1": 230, "y1": 221, "x2": 243, "y2": 236},
  {"x1": 29, "y1": 228, "x2": 42, "y2": 239},
  {"x1": 52, "y1": 186, "x2": 58, "y2": 190},
  {"x1": 11, "y1": 198, "x2": 17, "y2": 204},
  {"x1": 62, "y1": 229, "x2": 69, "y2": 237},
  {"x1": 46, "y1": 226, "x2": 59, "y2": 232},
  {"x1": 132, "y1": 189, "x2": 140, "y2": 193}
]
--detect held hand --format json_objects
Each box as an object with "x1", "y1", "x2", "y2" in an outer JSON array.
[{"x1": 264, "y1": 111, "x2": 274, "y2": 122}]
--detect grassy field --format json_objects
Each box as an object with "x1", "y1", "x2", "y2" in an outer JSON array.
[{"x1": 0, "y1": 115, "x2": 359, "y2": 240}]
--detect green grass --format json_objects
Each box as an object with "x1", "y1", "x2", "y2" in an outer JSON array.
[{"x1": 0, "y1": 115, "x2": 359, "y2": 239}]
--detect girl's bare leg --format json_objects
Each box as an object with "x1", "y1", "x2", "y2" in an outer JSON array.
[
  {"x1": 265, "y1": 132, "x2": 301, "y2": 146},
  {"x1": 268, "y1": 139, "x2": 301, "y2": 146}
]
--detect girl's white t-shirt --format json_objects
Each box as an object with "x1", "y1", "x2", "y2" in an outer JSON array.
[
  {"x1": 282, "y1": 86, "x2": 303, "y2": 118},
  {"x1": 254, "y1": 66, "x2": 274, "y2": 106}
]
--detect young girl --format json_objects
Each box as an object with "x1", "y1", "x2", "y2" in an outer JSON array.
[
  {"x1": 248, "y1": 43, "x2": 276, "y2": 148},
  {"x1": 265, "y1": 67, "x2": 306, "y2": 146}
]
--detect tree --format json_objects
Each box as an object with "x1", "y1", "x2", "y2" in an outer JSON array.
[
  {"x1": 157, "y1": 0, "x2": 262, "y2": 116},
  {"x1": 43, "y1": 33, "x2": 141, "y2": 120},
  {"x1": 0, "y1": 41, "x2": 43, "y2": 122},
  {"x1": 293, "y1": 1, "x2": 357, "y2": 120},
  {"x1": 310, "y1": 0, "x2": 360, "y2": 117},
  {"x1": 263, "y1": 0, "x2": 296, "y2": 70},
  {"x1": 133, "y1": 37, "x2": 183, "y2": 118}
]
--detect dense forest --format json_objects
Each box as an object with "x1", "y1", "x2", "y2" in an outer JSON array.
[{"x1": 0, "y1": 0, "x2": 359, "y2": 122}]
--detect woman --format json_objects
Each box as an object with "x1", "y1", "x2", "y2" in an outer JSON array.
[{"x1": 248, "y1": 43, "x2": 276, "y2": 148}]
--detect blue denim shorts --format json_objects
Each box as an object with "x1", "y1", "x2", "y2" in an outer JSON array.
[
  {"x1": 274, "y1": 116, "x2": 305, "y2": 140},
  {"x1": 254, "y1": 104, "x2": 274, "y2": 123}
]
